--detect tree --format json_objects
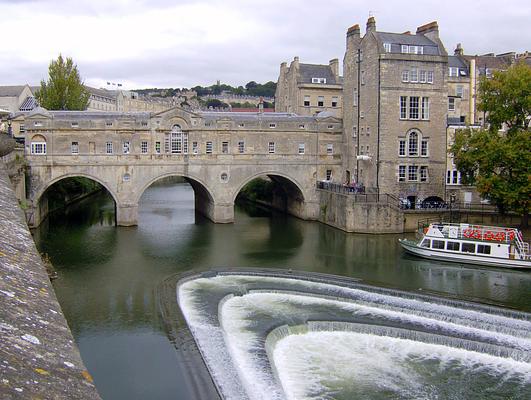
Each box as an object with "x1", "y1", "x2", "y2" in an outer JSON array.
[
  {"x1": 36, "y1": 55, "x2": 90, "y2": 110},
  {"x1": 450, "y1": 61, "x2": 531, "y2": 226}
]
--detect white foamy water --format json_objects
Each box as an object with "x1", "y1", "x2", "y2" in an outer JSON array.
[
  {"x1": 177, "y1": 273, "x2": 531, "y2": 400},
  {"x1": 273, "y1": 331, "x2": 531, "y2": 400}
]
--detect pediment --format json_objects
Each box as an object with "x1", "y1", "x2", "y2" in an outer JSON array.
[{"x1": 153, "y1": 106, "x2": 201, "y2": 130}]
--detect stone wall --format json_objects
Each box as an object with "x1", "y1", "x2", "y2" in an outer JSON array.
[
  {"x1": 0, "y1": 163, "x2": 100, "y2": 399},
  {"x1": 318, "y1": 189, "x2": 404, "y2": 233}
]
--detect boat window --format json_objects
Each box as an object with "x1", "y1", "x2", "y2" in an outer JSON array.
[
  {"x1": 421, "y1": 239, "x2": 430, "y2": 248},
  {"x1": 432, "y1": 240, "x2": 445, "y2": 249},
  {"x1": 477, "y1": 244, "x2": 491, "y2": 255},
  {"x1": 446, "y1": 241, "x2": 460, "y2": 251},
  {"x1": 462, "y1": 242, "x2": 475, "y2": 253}
]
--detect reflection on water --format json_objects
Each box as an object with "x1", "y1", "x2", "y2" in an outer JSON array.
[{"x1": 34, "y1": 182, "x2": 531, "y2": 399}]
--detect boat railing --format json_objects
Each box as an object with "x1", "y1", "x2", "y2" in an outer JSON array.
[{"x1": 424, "y1": 222, "x2": 523, "y2": 245}]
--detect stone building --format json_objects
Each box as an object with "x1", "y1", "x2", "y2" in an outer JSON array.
[
  {"x1": 342, "y1": 18, "x2": 448, "y2": 206},
  {"x1": 0, "y1": 85, "x2": 38, "y2": 113},
  {"x1": 275, "y1": 57, "x2": 343, "y2": 117}
]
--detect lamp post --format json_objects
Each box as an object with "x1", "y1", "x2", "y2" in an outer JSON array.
[
  {"x1": 7, "y1": 115, "x2": 12, "y2": 138},
  {"x1": 450, "y1": 193, "x2": 456, "y2": 223}
]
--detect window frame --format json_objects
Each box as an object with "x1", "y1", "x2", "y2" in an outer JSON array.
[
  {"x1": 206, "y1": 141, "x2": 213, "y2": 154},
  {"x1": 141, "y1": 141, "x2": 148, "y2": 154},
  {"x1": 71, "y1": 141, "x2": 79, "y2": 154},
  {"x1": 268, "y1": 141, "x2": 275, "y2": 154},
  {"x1": 238, "y1": 140, "x2": 245, "y2": 154},
  {"x1": 398, "y1": 165, "x2": 406, "y2": 182},
  {"x1": 298, "y1": 143, "x2": 305, "y2": 154}
]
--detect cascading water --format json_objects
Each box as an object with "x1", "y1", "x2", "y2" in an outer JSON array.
[{"x1": 176, "y1": 270, "x2": 531, "y2": 400}]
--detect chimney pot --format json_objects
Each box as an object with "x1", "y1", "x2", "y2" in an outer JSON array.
[{"x1": 366, "y1": 17, "x2": 376, "y2": 32}]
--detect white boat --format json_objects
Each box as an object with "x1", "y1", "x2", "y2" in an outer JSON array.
[{"x1": 399, "y1": 222, "x2": 531, "y2": 269}]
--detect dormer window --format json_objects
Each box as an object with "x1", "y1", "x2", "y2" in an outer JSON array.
[
  {"x1": 449, "y1": 67, "x2": 459, "y2": 77},
  {"x1": 383, "y1": 43, "x2": 391, "y2": 52},
  {"x1": 34, "y1": 121, "x2": 42, "y2": 127},
  {"x1": 269, "y1": 123, "x2": 276, "y2": 129},
  {"x1": 71, "y1": 122, "x2": 79, "y2": 128},
  {"x1": 311, "y1": 78, "x2": 327, "y2": 84}
]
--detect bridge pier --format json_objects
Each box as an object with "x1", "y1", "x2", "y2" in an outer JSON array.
[{"x1": 116, "y1": 203, "x2": 138, "y2": 226}]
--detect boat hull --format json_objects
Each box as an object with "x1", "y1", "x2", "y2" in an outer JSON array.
[{"x1": 399, "y1": 239, "x2": 531, "y2": 270}]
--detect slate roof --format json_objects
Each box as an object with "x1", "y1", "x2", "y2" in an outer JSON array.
[
  {"x1": 85, "y1": 86, "x2": 117, "y2": 99},
  {"x1": 19, "y1": 96, "x2": 38, "y2": 111},
  {"x1": 463, "y1": 55, "x2": 512, "y2": 72},
  {"x1": 375, "y1": 32, "x2": 441, "y2": 55},
  {"x1": 448, "y1": 56, "x2": 469, "y2": 75},
  {"x1": 0, "y1": 85, "x2": 28, "y2": 97},
  {"x1": 200, "y1": 111, "x2": 319, "y2": 123},
  {"x1": 298, "y1": 64, "x2": 339, "y2": 84}
]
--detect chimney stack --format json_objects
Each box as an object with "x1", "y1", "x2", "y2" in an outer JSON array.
[
  {"x1": 454, "y1": 43, "x2": 464, "y2": 56},
  {"x1": 347, "y1": 24, "x2": 360, "y2": 37},
  {"x1": 366, "y1": 17, "x2": 376, "y2": 33},
  {"x1": 416, "y1": 21, "x2": 439, "y2": 40},
  {"x1": 329, "y1": 58, "x2": 339, "y2": 79}
]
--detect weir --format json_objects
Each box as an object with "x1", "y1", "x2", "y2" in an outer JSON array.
[{"x1": 174, "y1": 269, "x2": 531, "y2": 400}]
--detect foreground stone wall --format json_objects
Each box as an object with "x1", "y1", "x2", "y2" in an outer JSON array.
[
  {"x1": 0, "y1": 164, "x2": 100, "y2": 399},
  {"x1": 318, "y1": 190, "x2": 404, "y2": 233}
]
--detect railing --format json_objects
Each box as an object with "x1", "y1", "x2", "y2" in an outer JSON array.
[{"x1": 316, "y1": 181, "x2": 401, "y2": 207}]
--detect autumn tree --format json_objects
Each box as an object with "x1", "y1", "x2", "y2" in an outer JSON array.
[
  {"x1": 450, "y1": 61, "x2": 531, "y2": 226},
  {"x1": 36, "y1": 55, "x2": 90, "y2": 110}
]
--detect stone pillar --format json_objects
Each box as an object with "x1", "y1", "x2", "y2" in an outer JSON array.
[
  {"x1": 116, "y1": 203, "x2": 138, "y2": 226},
  {"x1": 209, "y1": 202, "x2": 234, "y2": 224}
]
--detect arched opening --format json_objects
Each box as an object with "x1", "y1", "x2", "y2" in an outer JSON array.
[
  {"x1": 422, "y1": 196, "x2": 446, "y2": 209},
  {"x1": 34, "y1": 175, "x2": 117, "y2": 228},
  {"x1": 137, "y1": 174, "x2": 216, "y2": 227},
  {"x1": 234, "y1": 174, "x2": 306, "y2": 220}
]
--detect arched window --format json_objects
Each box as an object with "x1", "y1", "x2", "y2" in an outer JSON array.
[
  {"x1": 30, "y1": 134, "x2": 47, "y2": 155},
  {"x1": 408, "y1": 131, "x2": 418, "y2": 156},
  {"x1": 166, "y1": 124, "x2": 188, "y2": 154}
]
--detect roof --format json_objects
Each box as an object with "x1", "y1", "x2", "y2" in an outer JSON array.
[
  {"x1": 85, "y1": 86, "x2": 117, "y2": 99},
  {"x1": 298, "y1": 64, "x2": 339, "y2": 84},
  {"x1": 199, "y1": 111, "x2": 319, "y2": 123},
  {"x1": 463, "y1": 55, "x2": 512, "y2": 71},
  {"x1": 230, "y1": 108, "x2": 275, "y2": 113},
  {"x1": 19, "y1": 96, "x2": 38, "y2": 111},
  {"x1": 375, "y1": 32, "x2": 441, "y2": 55},
  {"x1": 448, "y1": 56, "x2": 469, "y2": 75},
  {"x1": 0, "y1": 85, "x2": 29, "y2": 97}
]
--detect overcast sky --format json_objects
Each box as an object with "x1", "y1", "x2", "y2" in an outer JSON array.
[{"x1": 1, "y1": 0, "x2": 529, "y2": 90}]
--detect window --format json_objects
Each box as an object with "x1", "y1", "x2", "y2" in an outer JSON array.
[
  {"x1": 409, "y1": 45, "x2": 423, "y2": 54},
  {"x1": 192, "y1": 141, "x2": 198, "y2": 154},
  {"x1": 361, "y1": 71, "x2": 365, "y2": 85},
  {"x1": 408, "y1": 131, "x2": 418, "y2": 156},
  {"x1": 299, "y1": 124, "x2": 305, "y2": 129},
  {"x1": 421, "y1": 139, "x2": 428, "y2": 156},
  {"x1": 71, "y1": 141, "x2": 79, "y2": 154},
  {"x1": 456, "y1": 85, "x2": 464, "y2": 97},
  {"x1": 427, "y1": 71, "x2": 434, "y2": 84},
  {"x1": 383, "y1": 43, "x2": 391, "y2": 52},
  {"x1": 402, "y1": 70, "x2": 409, "y2": 82},
  {"x1": 353, "y1": 88, "x2": 358, "y2": 106},
  {"x1": 123, "y1": 141, "x2": 130, "y2": 154},
  {"x1": 352, "y1": 126, "x2": 357, "y2": 137},
  {"x1": 477, "y1": 244, "x2": 491, "y2": 255},
  {"x1": 222, "y1": 141, "x2": 229, "y2": 154},
  {"x1": 421, "y1": 97, "x2": 430, "y2": 120},
  {"x1": 400, "y1": 96, "x2": 407, "y2": 119},
  {"x1": 399, "y1": 140, "x2": 406, "y2": 156},
  {"x1": 326, "y1": 143, "x2": 333, "y2": 154},
  {"x1": 141, "y1": 121, "x2": 148, "y2": 127},
  {"x1": 141, "y1": 141, "x2": 148, "y2": 154},
  {"x1": 71, "y1": 122, "x2": 79, "y2": 128},
  {"x1": 268, "y1": 142, "x2": 275, "y2": 154},
  {"x1": 449, "y1": 67, "x2": 459, "y2": 77},
  {"x1": 398, "y1": 165, "x2": 406, "y2": 182},
  {"x1": 304, "y1": 95, "x2": 310, "y2": 107},
  {"x1": 421, "y1": 239, "x2": 430, "y2": 248},
  {"x1": 448, "y1": 97, "x2": 456, "y2": 111},
  {"x1": 326, "y1": 170, "x2": 332, "y2": 180},
  {"x1": 206, "y1": 141, "x2": 213, "y2": 154},
  {"x1": 327, "y1": 124, "x2": 334, "y2": 129},
  {"x1": 170, "y1": 125, "x2": 188, "y2": 154},
  {"x1": 366, "y1": 126, "x2": 370, "y2": 136},
  {"x1": 31, "y1": 142, "x2": 46, "y2": 154},
  {"x1": 312, "y1": 77, "x2": 326, "y2": 84},
  {"x1": 420, "y1": 166, "x2": 428, "y2": 182},
  {"x1": 401, "y1": 45, "x2": 408, "y2": 54},
  {"x1": 269, "y1": 123, "x2": 276, "y2": 129},
  {"x1": 420, "y1": 70, "x2": 427, "y2": 83},
  {"x1": 19, "y1": 124, "x2": 25, "y2": 133},
  {"x1": 298, "y1": 143, "x2": 305, "y2": 154},
  {"x1": 332, "y1": 97, "x2": 338, "y2": 107},
  {"x1": 106, "y1": 141, "x2": 113, "y2": 154},
  {"x1": 155, "y1": 141, "x2": 161, "y2": 154},
  {"x1": 408, "y1": 165, "x2": 418, "y2": 181},
  {"x1": 410, "y1": 68, "x2": 418, "y2": 83},
  {"x1": 238, "y1": 141, "x2": 245, "y2": 154},
  {"x1": 34, "y1": 121, "x2": 42, "y2": 127},
  {"x1": 409, "y1": 96, "x2": 419, "y2": 119},
  {"x1": 317, "y1": 96, "x2": 324, "y2": 107},
  {"x1": 238, "y1": 123, "x2": 245, "y2": 128},
  {"x1": 447, "y1": 241, "x2": 460, "y2": 251},
  {"x1": 462, "y1": 242, "x2": 475, "y2": 253},
  {"x1": 432, "y1": 240, "x2": 445, "y2": 249},
  {"x1": 106, "y1": 121, "x2": 113, "y2": 127}
]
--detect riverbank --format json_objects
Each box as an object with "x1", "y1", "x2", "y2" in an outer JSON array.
[{"x1": 0, "y1": 163, "x2": 100, "y2": 399}]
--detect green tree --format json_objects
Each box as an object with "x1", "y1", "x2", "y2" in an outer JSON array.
[
  {"x1": 450, "y1": 61, "x2": 531, "y2": 226},
  {"x1": 36, "y1": 55, "x2": 90, "y2": 110}
]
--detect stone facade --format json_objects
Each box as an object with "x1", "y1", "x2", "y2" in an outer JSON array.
[
  {"x1": 342, "y1": 18, "x2": 448, "y2": 206},
  {"x1": 23, "y1": 107, "x2": 342, "y2": 227},
  {"x1": 275, "y1": 57, "x2": 343, "y2": 117}
]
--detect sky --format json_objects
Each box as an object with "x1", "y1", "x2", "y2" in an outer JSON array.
[{"x1": 1, "y1": 0, "x2": 530, "y2": 90}]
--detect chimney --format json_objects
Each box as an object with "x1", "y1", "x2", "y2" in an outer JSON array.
[
  {"x1": 416, "y1": 21, "x2": 439, "y2": 40},
  {"x1": 258, "y1": 97, "x2": 264, "y2": 113},
  {"x1": 346, "y1": 24, "x2": 361, "y2": 52},
  {"x1": 366, "y1": 17, "x2": 376, "y2": 33},
  {"x1": 347, "y1": 24, "x2": 360, "y2": 38},
  {"x1": 454, "y1": 43, "x2": 464, "y2": 56},
  {"x1": 329, "y1": 58, "x2": 339, "y2": 79},
  {"x1": 292, "y1": 56, "x2": 300, "y2": 69}
]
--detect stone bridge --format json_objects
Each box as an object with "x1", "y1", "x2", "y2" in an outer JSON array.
[{"x1": 22, "y1": 106, "x2": 343, "y2": 226}]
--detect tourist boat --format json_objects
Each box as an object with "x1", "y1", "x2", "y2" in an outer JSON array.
[{"x1": 399, "y1": 222, "x2": 531, "y2": 269}]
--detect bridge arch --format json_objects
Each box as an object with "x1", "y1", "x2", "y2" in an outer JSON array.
[
  {"x1": 232, "y1": 171, "x2": 306, "y2": 204},
  {"x1": 135, "y1": 172, "x2": 215, "y2": 204}
]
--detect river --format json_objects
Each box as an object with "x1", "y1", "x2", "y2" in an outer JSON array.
[{"x1": 33, "y1": 182, "x2": 531, "y2": 399}]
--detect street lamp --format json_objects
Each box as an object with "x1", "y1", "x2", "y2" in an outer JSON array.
[
  {"x1": 7, "y1": 115, "x2": 12, "y2": 138},
  {"x1": 449, "y1": 193, "x2": 456, "y2": 223}
]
